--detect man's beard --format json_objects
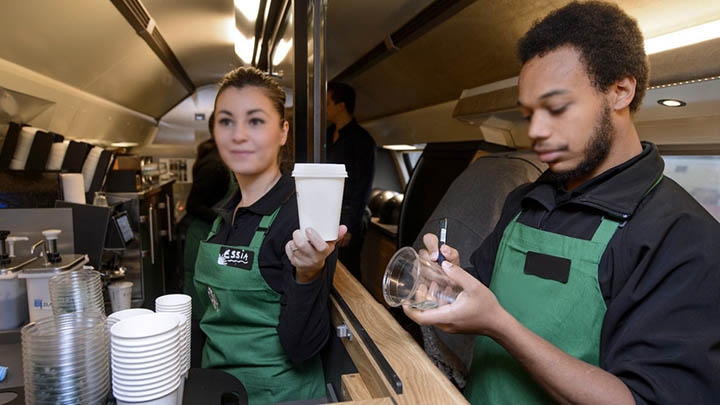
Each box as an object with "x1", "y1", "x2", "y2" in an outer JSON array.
[{"x1": 548, "y1": 102, "x2": 613, "y2": 187}]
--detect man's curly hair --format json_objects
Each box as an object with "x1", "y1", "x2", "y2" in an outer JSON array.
[{"x1": 518, "y1": 1, "x2": 649, "y2": 112}]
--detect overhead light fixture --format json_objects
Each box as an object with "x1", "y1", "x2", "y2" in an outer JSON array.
[
  {"x1": 272, "y1": 38, "x2": 293, "y2": 66},
  {"x1": 645, "y1": 19, "x2": 720, "y2": 55},
  {"x1": 194, "y1": 113, "x2": 206, "y2": 121},
  {"x1": 110, "y1": 142, "x2": 139, "y2": 148},
  {"x1": 232, "y1": 0, "x2": 292, "y2": 71},
  {"x1": 657, "y1": 99, "x2": 687, "y2": 107},
  {"x1": 234, "y1": 30, "x2": 255, "y2": 64},
  {"x1": 383, "y1": 144, "x2": 422, "y2": 151},
  {"x1": 235, "y1": 0, "x2": 261, "y2": 23}
]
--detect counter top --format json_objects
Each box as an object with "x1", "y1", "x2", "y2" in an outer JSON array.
[
  {"x1": 331, "y1": 263, "x2": 467, "y2": 403},
  {"x1": 0, "y1": 330, "x2": 23, "y2": 391},
  {"x1": 369, "y1": 217, "x2": 397, "y2": 238}
]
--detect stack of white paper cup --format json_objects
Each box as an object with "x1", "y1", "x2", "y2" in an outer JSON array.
[
  {"x1": 108, "y1": 281, "x2": 134, "y2": 313},
  {"x1": 107, "y1": 308, "x2": 154, "y2": 331},
  {"x1": 155, "y1": 294, "x2": 192, "y2": 396},
  {"x1": 292, "y1": 163, "x2": 347, "y2": 241},
  {"x1": 9, "y1": 126, "x2": 40, "y2": 170},
  {"x1": 82, "y1": 146, "x2": 104, "y2": 192},
  {"x1": 45, "y1": 140, "x2": 69, "y2": 171},
  {"x1": 60, "y1": 173, "x2": 86, "y2": 204},
  {"x1": 111, "y1": 312, "x2": 184, "y2": 405}
]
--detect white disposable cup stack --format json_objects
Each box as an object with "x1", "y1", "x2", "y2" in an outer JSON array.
[
  {"x1": 108, "y1": 281, "x2": 134, "y2": 313},
  {"x1": 111, "y1": 312, "x2": 183, "y2": 405},
  {"x1": 60, "y1": 173, "x2": 86, "y2": 204},
  {"x1": 155, "y1": 293, "x2": 192, "y2": 399},
  {"x1": 292, "y1": 163, "x2": 347, "y2": 241}
]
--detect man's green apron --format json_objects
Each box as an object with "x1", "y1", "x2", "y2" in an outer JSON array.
[
  {"x1": 194, "y1": 208, "x2": 325, "y2": 404},
  {"x1": 464, "y1": 213, "x2": 621, "y2": 404}
]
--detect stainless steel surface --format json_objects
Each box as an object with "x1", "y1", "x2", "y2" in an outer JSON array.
[
  {"x1": 0, "y1": 209, "x2": 74, "y2": 257},
  {"x1": 0, "y1": 1, "x2": 716, "y2": 148},
  {"x1": 149, "y1": 205, "x2": 156, "y2": 265},
  {"x1": 165, "y1": 194, "x2": 173, "y2": 242},
  {"x1": 105, "y1": 180, "x2": 176, "y2": 307},
  {"x1": 0, "y1": 257, "x2": 38, "y2": 275},
  {"x1": 21, "y1": 254, "x2": 88, "y2": 274}
]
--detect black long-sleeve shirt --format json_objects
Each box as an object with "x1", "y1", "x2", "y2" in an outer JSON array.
[
  {"x1": 326, "y1": 119, "x2": 376, "y2": 234},
  {"x1": 469, "y1": 142, "x2": 720, "y2": 403},
  {"x1": 207, "y1": 175, "x2": 337, "y2": 364},
  {"x1": 186, "y1": 146, "x2": 230, "y2": 223}
]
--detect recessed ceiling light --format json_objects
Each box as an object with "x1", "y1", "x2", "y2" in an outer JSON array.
[
  {"x1": 658, "y1": 99, "x2": 687, "y2": 107},
  {"x1": 110, "y1": 141, "x2": 139, "y2": 148},
  {"x1": 645, "y1": 19, "x2": 720, "y2": 55},
  {"x1": 194, "y1": 113, "x2": 206, "y2": 121}
]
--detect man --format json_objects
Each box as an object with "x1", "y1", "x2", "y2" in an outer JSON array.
[
  {"x1": 405, "y1": 2, "x2": 720, "y2": 404},
  {"x1": 326, "y1": 82, "x2": 376, "y2": 279}
]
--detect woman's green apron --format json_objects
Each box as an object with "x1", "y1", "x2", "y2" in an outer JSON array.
[
  {"x1": 194, "y1": 207, "x2": 325, "y2": 404},
  {"x1": 464, "y1": 214, "x2": 621, "y2": 404}
]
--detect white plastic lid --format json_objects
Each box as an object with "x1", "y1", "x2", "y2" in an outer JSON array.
[
  {"x1": 41, "y1": 229, "x2": 62, "y2": 240},
  {"x1": 292, "y1": 163, "x2": 347, "y2": 178}
]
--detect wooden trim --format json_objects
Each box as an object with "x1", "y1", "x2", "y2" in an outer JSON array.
[
  {"x1": 331, "y1": 263, "x2": 468, "y2": 404},
  {"x1": 341, "y1": 373, "x2": 373, "y2": 401}
]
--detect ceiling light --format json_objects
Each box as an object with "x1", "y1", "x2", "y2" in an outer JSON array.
[
  {"x1": 110, "y1": 142, "x2": 139, "y2": 148},
  {"x1": 383, "y1": 144, "x2": 420, "y2": 151},
  {"x1": 658, "y1": 99, "x2": 687, "y2": 107},
  {"x1": 272, "y1": 39, "x2": 293, "y2": 66},
  {"x1": 645, "y1": 19, "x2": 720, "y2": 55},
  {"x1": 235, "y1": 0, "x2": 260, "y2": 23},
  {"x1": 194, "y1": 113, "x2": 206, "y2": 121},
  {"x1": 234, "y1": 30, "x2": 255, "y2": 64}
]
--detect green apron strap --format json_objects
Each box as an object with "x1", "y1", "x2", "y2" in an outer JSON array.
[
  {"x1": 209, "y1": 215, "x2": 223, "y2": 236},
  {"x1": 249, "y1": 206, "x2": 281, "y2": 249},
  {"x1": 590, "y1": 217, "x2": 622, "y2": 244}
]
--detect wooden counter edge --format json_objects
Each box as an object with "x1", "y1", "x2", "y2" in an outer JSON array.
[{"x1": 331, "y1": 262, "x2": 468, "y2": 404}]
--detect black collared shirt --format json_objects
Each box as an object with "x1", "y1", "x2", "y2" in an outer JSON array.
[
  {"x1": 470, "y1": 142, "x2": 720, "y2": 403},
  {"x1": 326, "y1": 118, "x2": 376, "y2": 234},
  {"x1": 208, "y1": 174, "x2": 337, "y2": 364}
]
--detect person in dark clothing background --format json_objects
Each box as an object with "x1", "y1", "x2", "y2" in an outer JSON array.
[
  {"x1": 183, "y1": 113, "x2": 231, "y2": 321},
  {"x1": 326, "y1": 82, "x2": 376, "y2": 279}
]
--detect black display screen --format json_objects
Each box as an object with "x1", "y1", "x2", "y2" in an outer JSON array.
[{"x1": 114, "y1": 212, "x2": 134, "y2": 243}]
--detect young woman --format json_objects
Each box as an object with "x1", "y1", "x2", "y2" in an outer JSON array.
[{"x1": 193, "y1": 66, "x2": 346, "y2": 403}]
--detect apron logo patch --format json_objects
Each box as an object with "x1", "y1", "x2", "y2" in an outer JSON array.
[{"x1": 217, "y1": 246, "x2": 254, "y2": 270}]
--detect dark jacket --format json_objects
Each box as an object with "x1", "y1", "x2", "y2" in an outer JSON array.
[
  {"x1": 326, "y1": 119, "x2": 376, "y2": 235},
  {"x1": 470, "y1": 142, "x2": 720, "y2": 404}
]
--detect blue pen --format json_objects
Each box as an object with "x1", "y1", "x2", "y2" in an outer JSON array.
[{"x1": 437, "y1": 218, "x2": 448, "y2": 264}]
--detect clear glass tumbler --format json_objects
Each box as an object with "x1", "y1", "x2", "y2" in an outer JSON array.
[
  {"x1": 93, "y1": 191, "x2": 108, "y2": 207},
  {"x1": 382, "y1": 246, "x2": 462, "y2": 310}
]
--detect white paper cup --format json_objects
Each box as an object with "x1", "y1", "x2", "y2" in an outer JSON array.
[
  {"x1": 108, "y1": 281, "x2": 133, "y2": 313},
  {"x1": 292, "y1": 163, "x2": 347, "y2": 241}
]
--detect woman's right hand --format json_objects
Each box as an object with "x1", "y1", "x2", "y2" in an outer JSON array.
[{"x1": 286, "y1": 225, "x2": 348, "y2": 283}]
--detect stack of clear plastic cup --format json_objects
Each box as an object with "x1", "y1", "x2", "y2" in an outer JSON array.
[
  {"x1": 155, "y1": 294, "x2": 192, "y2": 377},
  {"x1": 21, "y1": 312, "x2": 110, "y2": 404},
  {"x1": 49, "y1": 269, "x2": 105, "y2": 316},
  {"x1": 111, "y1": 312, "x2": 183, "y2": 405}
]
